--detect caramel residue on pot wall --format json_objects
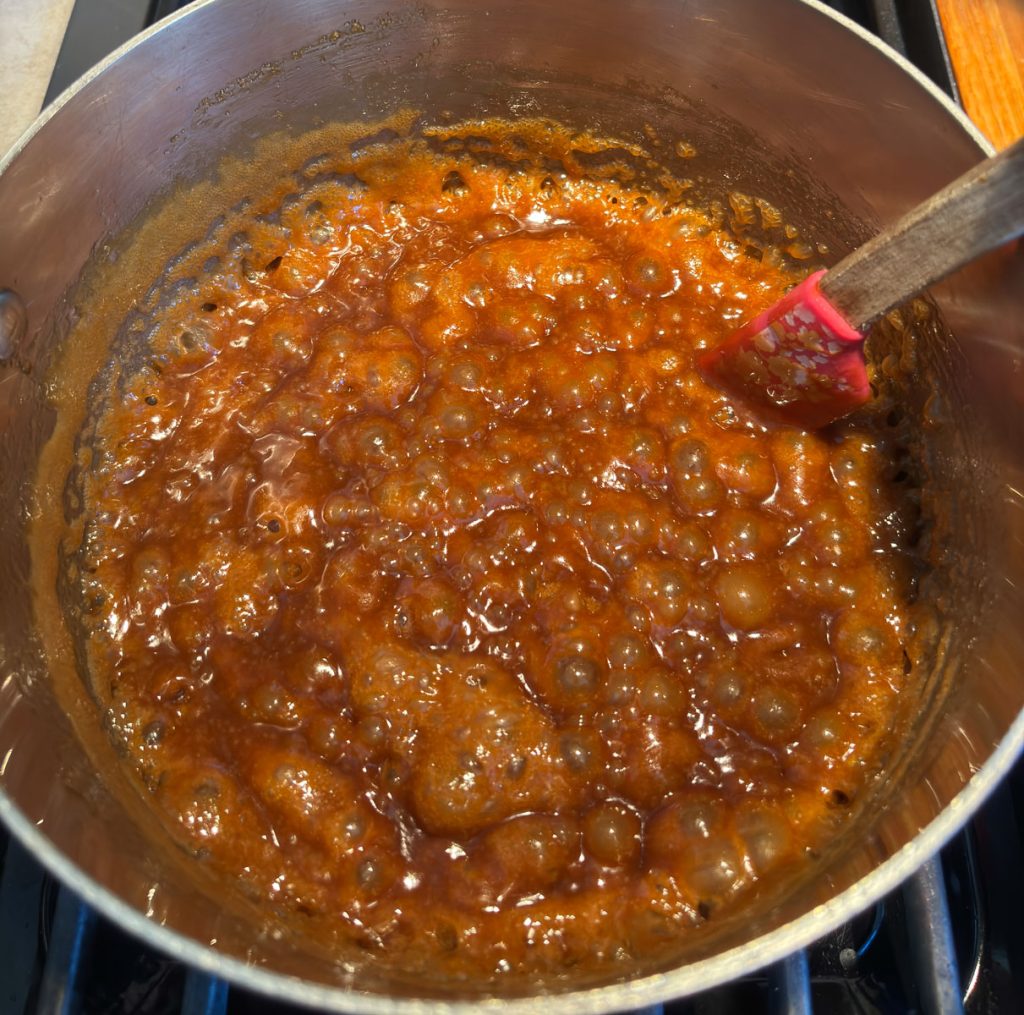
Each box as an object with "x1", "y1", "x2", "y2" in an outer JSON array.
[{"x1": 35, "y1": 112, "x2": 930, "y2": 988}]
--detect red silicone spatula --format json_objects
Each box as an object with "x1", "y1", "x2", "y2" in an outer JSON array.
[{"x1": 699, "y1": 134, "x2": 1024, "y2": 429}]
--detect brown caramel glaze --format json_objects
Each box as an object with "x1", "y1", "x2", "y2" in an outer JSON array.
[{"x1": 71, "y1": 143, "x2": 921, "y2": 980}]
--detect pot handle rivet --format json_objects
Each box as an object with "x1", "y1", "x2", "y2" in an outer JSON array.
[{"x1": 0, "y1": 289, "x2": 27, "y2": 361}]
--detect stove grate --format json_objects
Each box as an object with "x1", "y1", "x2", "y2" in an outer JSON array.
[{"x1": 1, "y1": 816, "x2": 991, "y2": 1014}]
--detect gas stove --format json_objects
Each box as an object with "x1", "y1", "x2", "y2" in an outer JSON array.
[{"x1": 3, "y1": 1, "x2": 1020, "y2": 1012}]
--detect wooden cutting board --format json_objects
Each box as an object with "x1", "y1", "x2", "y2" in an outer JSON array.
[{"x1": 935, "y1": 0, "x2": 1024, "y2": 149}]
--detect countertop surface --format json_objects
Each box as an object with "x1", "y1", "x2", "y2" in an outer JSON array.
[{"x1": 0, "y1": 0, "x2": 76, "y2": 158}]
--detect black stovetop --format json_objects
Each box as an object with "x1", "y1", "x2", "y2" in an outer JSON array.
[{"x1": 6, "y1": 1, "x2": 1017, "y2": 1012}]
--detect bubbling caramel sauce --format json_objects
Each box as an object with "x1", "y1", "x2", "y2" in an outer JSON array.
[{"x1": 69, "y1": 131, "x2": 921, "y2": 980}]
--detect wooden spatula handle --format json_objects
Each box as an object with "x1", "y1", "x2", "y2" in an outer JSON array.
[{"x1": 821, "y1": 134, "x2": 1024, "y2": 328}]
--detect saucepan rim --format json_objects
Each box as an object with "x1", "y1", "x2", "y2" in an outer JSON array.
[{"x1": 0, "y1": 0, "x2": 1012, "y2": 1010}]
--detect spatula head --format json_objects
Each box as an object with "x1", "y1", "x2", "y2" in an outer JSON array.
[{"x1": 698, "y1": 270, "x2": 871, "y2": 429}]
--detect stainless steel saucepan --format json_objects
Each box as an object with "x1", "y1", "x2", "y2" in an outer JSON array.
[{"x1": 1, "y1": 0, "x2": 1022, "y2": 1009}]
